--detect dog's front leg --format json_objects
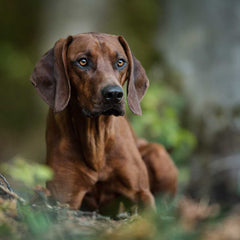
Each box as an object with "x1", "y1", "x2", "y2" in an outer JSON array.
[
  {"x1": 46, "y1": 156, "x2": 98, "y2": 209},
  {"x1": 114, "y1": 159, "x2": 156, "y2": 211}
]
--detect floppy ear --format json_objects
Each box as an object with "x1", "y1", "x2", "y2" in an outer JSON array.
[
  {"x1": 30, "y1": 36, "x2": 73, "y2": 112},
  {"x1": 118, "y1": 36, "x2": 149, "y2": 115}
]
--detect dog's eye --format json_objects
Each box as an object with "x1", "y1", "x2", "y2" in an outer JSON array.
[
  {"x1": 79, "y1": 58, "x2": 88, "y2": 66},
  {"x1": 116, "y1": 59, "x2": 126, "y2": 69},
  {"x1": 117, "y1": 59, "x2": 124, "y2": 67}
]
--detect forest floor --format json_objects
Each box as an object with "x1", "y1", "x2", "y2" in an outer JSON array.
[{"x1": 0, "y1": 176, "x2": 240, "y2": 240}]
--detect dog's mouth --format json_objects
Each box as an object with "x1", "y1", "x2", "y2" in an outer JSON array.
[
  {"x1": 102, "y1": 108, "x2": 124, "y2": 116},
  {"x1": 82, "y1": 104, "x2": 125, "y2": 118}
]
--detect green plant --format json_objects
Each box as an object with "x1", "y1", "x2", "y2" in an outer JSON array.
[
  {"x1": 2, "y1": 157, "x2": 53, "y2": 188},
  {"x1": 128, "y1": 81, "x2": 196, "y2": 166}
]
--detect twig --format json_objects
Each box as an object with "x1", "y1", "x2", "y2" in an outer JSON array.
[
  {"x1": 0, "y1": 185, "x2": 25, "y2": 203},
  {"x1": 0, "y1": 173, "x2": 14, "y2": 192}
]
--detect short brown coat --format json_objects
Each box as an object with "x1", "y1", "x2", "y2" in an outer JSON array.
[{"x1": 30, "y1": 33, "x2": 178, "y2": 213}]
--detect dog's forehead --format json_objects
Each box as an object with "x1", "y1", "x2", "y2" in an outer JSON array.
[{"x1": 68, "y1": 33, "x2": 126, "y2": 58}]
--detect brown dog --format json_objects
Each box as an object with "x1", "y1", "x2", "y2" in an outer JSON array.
[{"x1": 30, "y1": 33, "x2": 178, "y2": 213}]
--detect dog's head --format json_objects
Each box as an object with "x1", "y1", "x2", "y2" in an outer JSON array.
[{"x1": 30, "y1": 33, "x2": 149, "y2": 117}]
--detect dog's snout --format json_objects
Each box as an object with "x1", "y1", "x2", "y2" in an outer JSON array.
[{"x1": 102, "y1": 85, "x2": 123, "y2": 103}]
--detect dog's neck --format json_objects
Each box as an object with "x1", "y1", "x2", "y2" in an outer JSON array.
[{"x1": 68, "y1": 101, "x2": 115, "y2": 171}]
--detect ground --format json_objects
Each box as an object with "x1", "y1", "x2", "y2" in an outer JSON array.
[{"x1": 0, "y1": 177, "x2": 240, "y2": 240}]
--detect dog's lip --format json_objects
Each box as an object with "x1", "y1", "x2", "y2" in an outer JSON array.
[
  {"x1": 100, "y1": 103, "x2": 125, "y2": 116},
  {"x1": 102, "y1": 108, "x2": 124, "y2": 116},
  {"x1": 82, "y1": 104, "x2": 125, "y2": 118}
]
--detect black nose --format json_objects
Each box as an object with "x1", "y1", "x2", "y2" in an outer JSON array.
[{"x1": 101, "y1": 85, "x2": 124, "y2": 103}]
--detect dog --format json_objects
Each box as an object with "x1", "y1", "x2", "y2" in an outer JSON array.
[{"x1": 30, "y1": 33, "x2": 178, "y2": 213}]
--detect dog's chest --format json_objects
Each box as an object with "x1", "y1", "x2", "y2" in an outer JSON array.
[{"x1": 98, "y1": 163, "x2": 113, "y2": 182}]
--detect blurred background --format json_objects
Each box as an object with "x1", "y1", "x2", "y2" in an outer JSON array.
[{"x1": 1, "y1": 0, "x2": 240, "y2": 208}]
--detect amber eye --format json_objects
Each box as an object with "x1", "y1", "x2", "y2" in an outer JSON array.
[
  {"x1": 79, "y1": 58, "x2": 88, "y2": 66},
  {"x1": 117, "y1": 59, "x2": 125, "y2": 68}
]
